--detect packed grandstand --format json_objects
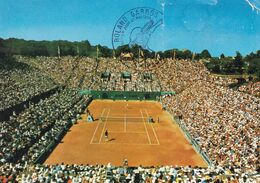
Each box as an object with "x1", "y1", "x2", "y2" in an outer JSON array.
[{"x1": 0, "y1": 56, "x2": 259, "y2": 182}]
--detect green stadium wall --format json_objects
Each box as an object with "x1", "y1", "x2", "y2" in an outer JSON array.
[{"x1": 79, "y1": 90, "x2": 173, "y2": 100}]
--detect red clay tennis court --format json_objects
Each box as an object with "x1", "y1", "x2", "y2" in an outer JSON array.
[{"x1": 45, "y1": 100, "x2": 206, "y2": 167}]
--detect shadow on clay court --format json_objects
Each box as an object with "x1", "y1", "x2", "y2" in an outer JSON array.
[{"x1": 108, "y1": 138, "x2": 116, "y2": 142}]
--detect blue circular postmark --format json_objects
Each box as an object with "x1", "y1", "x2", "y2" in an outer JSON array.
[{"x1": 112, "y1": 7, "x2": 163, "y2": 51}]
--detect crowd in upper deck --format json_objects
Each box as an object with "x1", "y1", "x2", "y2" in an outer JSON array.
[{"x1": 0, "y1": 57, "x2": 57, "y2": 111}]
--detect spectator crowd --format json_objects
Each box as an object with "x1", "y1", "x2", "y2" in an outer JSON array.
[
  {"x1": 0, "y1": 89, "x2": 90, "y2": 164},
  {"x1": 0, "y1": 57, "x2": 57, "y2": 111},
  {"x1": 238, "y1": 81, "x2": 260, "y2": 97},
  {"x1": 162, "y1": 81, "x2": 259, "y2": 174},
  {"x1": 0, "y1": 55, "x2": 259, "y2": 181},
  {"x1": 1, "y1": 163, "x2": 259, "y2": 182}
]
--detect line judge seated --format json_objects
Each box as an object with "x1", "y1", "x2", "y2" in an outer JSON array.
[
  {"x1": 86, "y1": 108, "x2": 94, "y2": 122},
  {"x1": 147, "y1": 116, "x2": 153, "y2": 123},
  {"x1": 87, "y1": 114, "x2": 94, "y2": 122}
]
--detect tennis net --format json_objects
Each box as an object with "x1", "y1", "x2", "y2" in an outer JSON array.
[{"x1": 99, "y1": 116, "x2": 152, "y2": 123}]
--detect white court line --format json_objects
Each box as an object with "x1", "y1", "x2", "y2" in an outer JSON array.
[
  {"x1": 100, "y1": 108, "x2": 106, "y2": 118},
  {"x1": 98, "y1": 108, "x2": 110, "y2": 144},
  {"x1": 145, "y1": 109, "x2": 160, "y2": 145},
  {"x1": 98, "y1": 142, "x2": 160, "y2": 146},
  {"x1": 108, "y1": 131, "x2": 146, "y2": 134},
  {"x1": 90, "y1": 108, "x2": 105, "y2": 144},
  {"x1": 98, "y1": 107, "x2": 107, "y2": 119},
  {"x1": 98, "y1": 116, "x2": 146, "y2": 119},
  {"x1": 140, "y1": 109, "x2": 151, "y2": 144}
]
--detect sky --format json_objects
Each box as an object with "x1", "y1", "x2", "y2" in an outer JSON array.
[{"x1": 0, "y1": 0, "x2": 259, "y2": 56}]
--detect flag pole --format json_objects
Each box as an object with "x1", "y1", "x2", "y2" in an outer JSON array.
[
  {"x1": 77, "y1": 45, "x2": 79, "y2": 56},
  {"x1": 58, "y1": 45, "x2": 60, "y2": 58},
  {"x1": 113, "y1": 50, "x2": 116, "y2": 59},
  {"x1": 96, "y1": 46, "x2": 99, "y2": 59},
  {"x1": 192, "y1": 52, "x2": 195, "y2": 62},
  {"x1": 138, "y1": 47, "x2": 140, "y2": 61}
]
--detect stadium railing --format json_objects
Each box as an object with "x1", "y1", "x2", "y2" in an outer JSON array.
[
  {"x1": 34, "y1": 97, "x2": 92, "y2": 164},
  {"x1": 173, "y1": 116, "x2": 212, "y2": 166},
  {"x1": 159, "y1": 101, "x2": 212, "y2": 166}
]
